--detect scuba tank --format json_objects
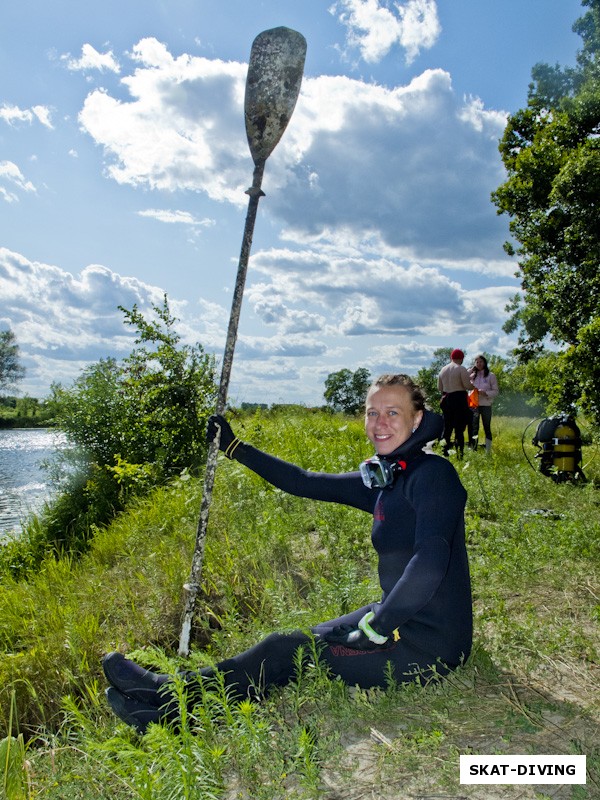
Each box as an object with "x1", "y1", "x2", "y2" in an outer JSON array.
[{"x1": 531, "y1": 415, "x2": 586, "y2": 483}]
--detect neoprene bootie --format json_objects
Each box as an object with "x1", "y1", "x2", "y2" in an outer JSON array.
[
  {"x1": 102, "y1": 651, "x2": 172, "y2": 706},
  {"x1": 105, "y1": 686, "x2": 163, "y2": 734}
]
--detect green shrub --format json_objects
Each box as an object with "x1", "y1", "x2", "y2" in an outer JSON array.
[{"x1": 21, "y1": 296, "x2": 217, "y2": 561}]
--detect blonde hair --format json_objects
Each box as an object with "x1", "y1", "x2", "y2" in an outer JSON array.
[{"x1": 369, "y1": 374, "x2": 426, "y2": 412}]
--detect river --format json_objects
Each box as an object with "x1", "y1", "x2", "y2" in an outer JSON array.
[{"x1": 0, "y1": 428, "x2": 66, "y2": 539}]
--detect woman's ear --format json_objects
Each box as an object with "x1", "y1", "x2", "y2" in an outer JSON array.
[{"x1": 413, "y1": 410, "x2": 424, "y2": 431}]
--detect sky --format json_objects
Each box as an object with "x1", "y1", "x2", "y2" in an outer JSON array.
[{"x1": 0, "y1": 0, "x2": 585, "y2": 406}]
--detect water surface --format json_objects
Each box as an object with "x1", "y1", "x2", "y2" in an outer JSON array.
[{"x1": 0, "y1": 428, "x2": 66, "y2": 538}]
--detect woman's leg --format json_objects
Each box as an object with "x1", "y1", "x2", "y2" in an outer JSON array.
[
  {"x1": 103, "y1": 631, "x2": 314, "y2": 732},
  {"x1": 103, "y1": 651, "x2": 174, "y2": 706},
  {"x1": 105, "y1": 686, "x2": 164, "y2": 734},
  {"x1": 104, "y1": 608, "x2": 460, "y2": 731},
  {"x1": 480, "y1": 406, "x2": 493, "y2": 441},
  {"x1": 103, "y1": 630, "x2": 314, "y2": 712},
  {"x1": 104, "y1": 606, "x2": 372, "y2": 720},
  {"x1": 200, "y1": 631, "x2": 313, "y2": 700},
  {"x1": 207, "y1": 607, "x2": 385, "y2": 698}
]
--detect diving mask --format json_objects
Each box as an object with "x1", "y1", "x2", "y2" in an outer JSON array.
[{"x1": 359, "y1": 456, "x2": 405, "y2": 489}]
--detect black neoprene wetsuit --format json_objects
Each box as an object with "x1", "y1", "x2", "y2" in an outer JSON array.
[{"x1": 198, "y1": 409, "x2": 472, "y2": 696}]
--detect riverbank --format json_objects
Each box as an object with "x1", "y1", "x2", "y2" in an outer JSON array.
[
  {"x1": 1, "y1": 411, "x2": 598, "y2": 798},
  {"x1": 0, "y1": 395, "x2": 54, "y2": 429},
  {"x1": 0, "y1": 417, "x2": 55, "y2": 429}
]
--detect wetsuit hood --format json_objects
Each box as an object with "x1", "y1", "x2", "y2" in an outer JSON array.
[{"x1": 382, "y1": 408, "x2": 444, "y2": 464}]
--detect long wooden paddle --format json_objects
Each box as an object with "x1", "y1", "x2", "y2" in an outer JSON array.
[{"x1": 179, "y1": 27, "x2": 307, "y2": 656}]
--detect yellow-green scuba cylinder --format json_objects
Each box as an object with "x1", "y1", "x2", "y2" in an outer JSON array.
[
  {"x1": 553, "y1": 423, "x2": 577, "y2": 473},
  {"x1": 532, "y1": 415, "x2": 585, "y2": 483}
]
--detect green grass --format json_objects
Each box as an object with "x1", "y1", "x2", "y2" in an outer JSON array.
[{"x1": 0, "y1": 408, "x2": 598, "y2": 799}]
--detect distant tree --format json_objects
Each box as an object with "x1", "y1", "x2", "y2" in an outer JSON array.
[
  {"x1": 324, "y1": 367, "x2": 371, "y2": 414},
  {"x1": 491, "y1": 0, "x2": 600, "y2": 422},
  {"x1": 416, "y1": 348, "x2": 452, "y2": 406},
  {"x1": 15, "y1": 396, "x2": 40, "y2": 418},
  {"x1": 0, "y1": 329, "x2": 25, "y2": 393}
]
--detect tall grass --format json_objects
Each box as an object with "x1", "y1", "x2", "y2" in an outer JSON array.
[{"x1": 0, "y1": 408, "x2": 598, "y2": 798}]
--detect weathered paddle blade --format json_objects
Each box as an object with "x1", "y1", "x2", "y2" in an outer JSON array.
[{"x1": 245, "y1": 26, "x2": 306, "y2": 165}]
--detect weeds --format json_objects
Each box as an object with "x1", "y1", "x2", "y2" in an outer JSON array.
[{"x1": 1, "y1": 691, "x2": 31, "y2": 800}]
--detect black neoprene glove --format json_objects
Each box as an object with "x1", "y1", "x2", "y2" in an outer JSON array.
[
  {"x1": 321, "y1": 613, "x2": 391, "y2": 651},
  {"x1": 322, "y1": 625, "x2": 381, "y2": 650},
  {"x1": 206, "y1": 414, "x2": 241, "y2": 459}
]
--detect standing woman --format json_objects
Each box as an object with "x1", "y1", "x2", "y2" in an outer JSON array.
[
  {"x1": 102, "y1": 374, "x2": 472, "y2": 734},
  {"x1": 469, "y1": 355, "x2": 499, "y2": 453}
]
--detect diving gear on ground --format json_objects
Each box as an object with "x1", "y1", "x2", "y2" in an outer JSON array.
[{"x1": 532, "y1": 415, "x2": 586, "y2": 483}]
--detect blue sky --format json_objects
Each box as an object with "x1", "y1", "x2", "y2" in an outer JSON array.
[{"x1": 0, "y1": 0, "x2": 584, "y2": 405}]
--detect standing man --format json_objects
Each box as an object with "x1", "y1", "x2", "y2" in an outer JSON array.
[{"x1": 437, "y1": 349, "x2": 473, "y2": 457}]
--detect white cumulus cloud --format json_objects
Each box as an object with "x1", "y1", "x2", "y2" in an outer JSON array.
[
  {"x1": 0, "y1": 248, "x2": 177, "y2": 395},
  {"x1": 331, "y1": 0, "x2": 441, "y2": 64},
  {"x1": 79, "y1": 38, "x2": 247, "y2": 201},
  {"x1": 0, "y1": 162, "x2": 36, "y2": 203},
  {"x1": 77, "y1": 41, "x2": 509, "y2": 264},
  {"x1": 0, "y1": 103, "x2": 53, "y2": 129},
  {"x1": 64, "y1": 43, "x2": 121, "y2": 73},
  {"x1": 137, "y1": 208, "x2": 216, "y2": 227}
]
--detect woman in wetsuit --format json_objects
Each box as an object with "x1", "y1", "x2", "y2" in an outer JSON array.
[{"x1": 103, "y1": 374, "x2": 472, "y2": 732}]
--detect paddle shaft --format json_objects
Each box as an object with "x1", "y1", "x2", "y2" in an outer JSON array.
[{"x1": 178, "y1": 162, "x2": 265, "y2": 655}]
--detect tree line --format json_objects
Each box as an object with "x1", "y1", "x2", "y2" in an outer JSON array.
[{"x1": 322, "y1": 352, "x2": 546, "y2": 418}]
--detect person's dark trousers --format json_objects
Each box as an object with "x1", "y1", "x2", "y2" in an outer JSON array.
[
  {"x1": 471, "y1": 406, "x2": 493, "y2": 447},
  {"x1": 468, "y1": 409, "x2": 477, "y2": 449},
  {"x1": 442, "y1": 391, "x2": 469, "y2": 456}
]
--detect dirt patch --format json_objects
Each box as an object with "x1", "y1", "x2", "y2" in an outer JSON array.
[{"x1": 314, "y1": 660, "x2": 599, "y2": 800}]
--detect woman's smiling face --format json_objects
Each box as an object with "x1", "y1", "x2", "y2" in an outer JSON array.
[{"x1": 364, "y1": 384, "x2": 423, "y2": 456}]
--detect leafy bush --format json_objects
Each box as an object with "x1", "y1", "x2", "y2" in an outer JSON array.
[{"x1": 33, "y1": 295, "x2": 217, "y2": 558}]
